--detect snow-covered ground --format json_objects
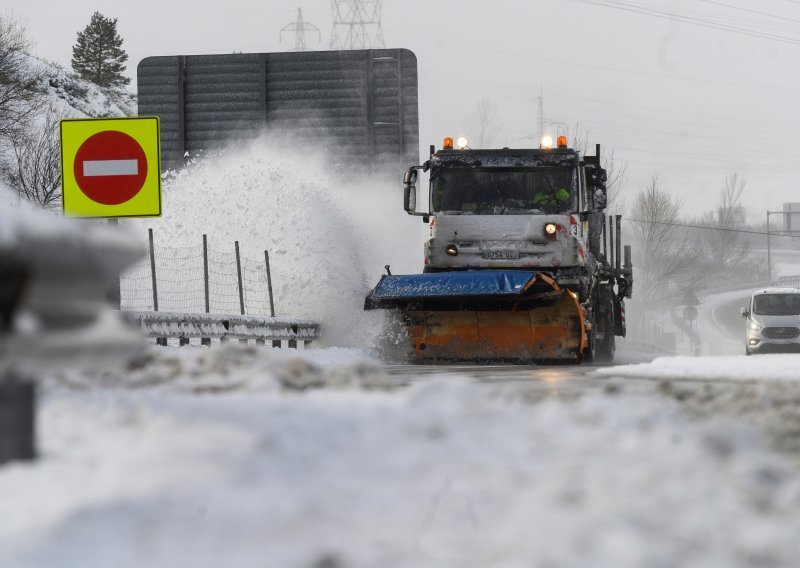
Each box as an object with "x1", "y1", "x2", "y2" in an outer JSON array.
[
  {"x1": 5, "y1": 197, "x2": 800, "y2": 566},
  {"x1": 3, "y1": 344, "x2": 800, "y2": 568},
  {"x1": 599, "y1": 353, "x2": 800, "y2": 382}
]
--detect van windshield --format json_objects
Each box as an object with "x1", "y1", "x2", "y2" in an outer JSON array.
[{"x1": 753, "y1": 294, "x2": 800, "y2": 316}]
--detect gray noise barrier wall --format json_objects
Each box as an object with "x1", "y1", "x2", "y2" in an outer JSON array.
[{"x1": 138, "y1": 49, "x2": 419, "y2": 174}]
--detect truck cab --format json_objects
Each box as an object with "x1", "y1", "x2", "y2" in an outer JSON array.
[{"x1": 403, "y1": 137, "x2": 609, "y2": 297}]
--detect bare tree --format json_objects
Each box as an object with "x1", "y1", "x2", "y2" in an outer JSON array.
[
  {"x1": 712, "y1": 173, "x2": 746, "y2": 265},
  {"x1": 570, "y1": 122, "x2": 628, "y2": 212},
  {"x1": 468, "y1": 97, "x2": 502, "y2": 148},
  {"x1": 0, "y1": 106, "x2": 63, "y2": 208},
  {"x1": 570, "y1": 121, "x2": 589, "y2": 155},
  {"x1": 630, "y1": 175, "x2": 704, "y2": 308},
  {"x1": 604, "y1": 149, "x2": 627, "y2": 212},
  {"x1": 0, "y1": 15, "x2": 42, "y2": 142}
]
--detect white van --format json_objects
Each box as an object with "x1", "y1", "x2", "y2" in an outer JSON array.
[{"x1": 741, "y1": 288, "x2": 800, "y2": 355}]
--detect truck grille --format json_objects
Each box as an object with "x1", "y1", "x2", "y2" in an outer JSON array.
[{"x1": 762, "y1": 327, "x2": 800, "y2": 339}]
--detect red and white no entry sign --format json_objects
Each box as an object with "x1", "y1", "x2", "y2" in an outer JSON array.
[
  {"x1": 73, "y1": 130, "x2": 148, "y2": 205},
  {"x1": 61, "y1": 116, "x2": 161, "y2": 218}
]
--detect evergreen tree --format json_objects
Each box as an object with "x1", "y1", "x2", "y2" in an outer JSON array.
[{"x1": 71, "y1": 12, "x2": 130, "y2": 87}]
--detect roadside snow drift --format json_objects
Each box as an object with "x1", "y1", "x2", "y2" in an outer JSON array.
[
  {"x1": 598, "y1": 354, "x2": 800, "y2": 382},
  {"x1": 3, "y1": 346, "x2": 800, "y2": 568}
]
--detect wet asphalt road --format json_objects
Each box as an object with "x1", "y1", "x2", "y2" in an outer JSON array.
[
  {"x1": 382, "y1": 352, "x2": 655, "y2": 390},
  {"x1": 381, "y1": 290, "x2": 754, "y2": 387},
  {"x1": 710, "y1": 292, "x2": 751, "y2": 350}
]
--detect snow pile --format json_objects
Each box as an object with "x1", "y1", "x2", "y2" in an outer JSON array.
[
  {"x1": 126, "y1": 136, "x2": 423, "y2": 348},
  {"x1": 597, "y1": 354, "x2": 800, "y2": 381},
  {"x1": 44, "y1": 344, "x2": 394, "y2": 394},
  {"x1": 3, "y1": 346, "x2": 800, "y2": 567}
]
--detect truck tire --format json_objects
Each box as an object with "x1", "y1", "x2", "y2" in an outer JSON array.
[
  {"x1": 595, "y1": 286, "x2": 616, "y2": 363},
  {"x1": 583, "y1": 312, "x2": 597, "y2": 363}
]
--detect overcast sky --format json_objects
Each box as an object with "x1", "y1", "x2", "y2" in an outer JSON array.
[{"x1": 8, "y1": 0, "x2": 800, "y2": 219}]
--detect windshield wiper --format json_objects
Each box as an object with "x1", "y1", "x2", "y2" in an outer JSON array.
[{"x1": 490, "y1": 175, "x2": 508, "y2": 214}]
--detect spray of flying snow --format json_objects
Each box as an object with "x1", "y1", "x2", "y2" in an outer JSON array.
[{"x1": 126, "y1": 134, "x2": 424, "y2": 348}]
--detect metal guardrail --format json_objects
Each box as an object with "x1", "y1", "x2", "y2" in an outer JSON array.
[
  {"x1": 127, "y1": 311, "x2": 321, "y2": 348},
  {"x1": 777, "y1": 275, "x2": 800, "y2": 286},
  {"x1": 700, "y1": 275, "x2": 800, "y2": 296}
]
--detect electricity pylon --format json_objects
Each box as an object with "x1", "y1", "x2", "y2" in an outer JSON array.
[
  {"x1": 330, "y1": 0, "x2": 386, "y2": 49},
  {"x1": 280, "y1": 8, "x2": 321, "y2": 52}
]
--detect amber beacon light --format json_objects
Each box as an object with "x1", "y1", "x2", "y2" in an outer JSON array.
[
  {"x1": 557, "y1": 135, "x2": 568, "y2": 148},
  {"x1": 443, "y1": 137, "x2": 454, "y2": 149}
]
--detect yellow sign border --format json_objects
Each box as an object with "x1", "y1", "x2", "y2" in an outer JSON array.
[{"x1": 60, "y1": 116, "x2": 162, "y2": 219}]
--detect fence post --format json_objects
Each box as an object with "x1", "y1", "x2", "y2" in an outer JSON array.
[
  {"x1": 203, "y1": 234, "x2": 210, "y2": 314},
  {"x1": 149, "y1": 228, "x2": 159, "y2": 312},
  {"x1": 0, "y1": 372, "x2": 36, "y2": 464},
  {"x1": 265, "y1": 250, "x2": 276, "y2": 317},
  {"x1": 235, "y1": 241, "x2": 245, "y2": 316},
  {"x1": 107, "y1": 219, "x2": 121, "y2": 309}
]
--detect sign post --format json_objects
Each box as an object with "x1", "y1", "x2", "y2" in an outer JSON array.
[{"x1": 60, "y1": 117, "x2": 162, "y2": 308}]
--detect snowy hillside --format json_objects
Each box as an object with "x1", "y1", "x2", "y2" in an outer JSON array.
[
  {"x1": 0, "y1": 54, "x2": 136, "y2": 204},
  {"x1": 28, "y1": 54, "x2": 136, "y2": 118}
]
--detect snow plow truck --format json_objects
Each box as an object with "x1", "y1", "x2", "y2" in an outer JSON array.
[{"x1": 364, "y1": 135, "x2": 633, "y2": 364}]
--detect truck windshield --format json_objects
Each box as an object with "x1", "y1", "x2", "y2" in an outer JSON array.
[
  {"x1": 753, "y1": 294, "x2": 800, "y2": 316},
  {"x1": 431, "y1": 167, "x2": 576, "y2": 214}
]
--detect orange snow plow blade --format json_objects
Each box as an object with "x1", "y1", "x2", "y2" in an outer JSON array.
[{"x1": 365, "y1": 271, "x2": 586, "y2": 363}]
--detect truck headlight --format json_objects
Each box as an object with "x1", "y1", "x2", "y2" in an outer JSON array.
[
  {"x1": 749, "y1": 322, "x2": 763, "y2": 332},
  {"x1": 446, "y1": 244, "x2": 458, "y2": 256}
]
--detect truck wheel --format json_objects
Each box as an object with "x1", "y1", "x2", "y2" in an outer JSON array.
[
  {"x1": 595, "y1": 286, "x2": 616, "y2": 363},
  {"x1": 583, "y1": 313, "x2": 597, "y2": 363},
  {"x1": 597, "y1": 330, "x2": 615, "y2": 362}
]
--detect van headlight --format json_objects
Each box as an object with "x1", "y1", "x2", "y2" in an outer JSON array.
[{"x1": 749, "y1": 322, "x2": 763, "y2": 332}]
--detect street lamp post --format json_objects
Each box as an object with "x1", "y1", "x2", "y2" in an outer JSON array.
[
  {"x1": 767, "y1": 211, "x2": 772, "y2": 281},
  {"x1": 766, "y1": 210, "x2": 790, "y2": 282}
]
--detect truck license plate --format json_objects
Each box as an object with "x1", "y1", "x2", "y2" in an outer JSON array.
[{"x1": 483, "y1": 251, "x2": 519, "y2": 260}]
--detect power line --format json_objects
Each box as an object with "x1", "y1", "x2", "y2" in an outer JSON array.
[
  {"x1": 625, "y1": 217, "x2": 799, "y2": 237},
  {"x1": 700, "y1": 0, "x2": 800, "y2": 24},
  {"x1": 393, "y1": 28, "x2": 800, "y2": 92},
  {"x1": 571, "y1": 0, "x2": 800, "y2": 47}
]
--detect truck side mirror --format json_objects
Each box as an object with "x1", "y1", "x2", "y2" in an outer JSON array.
[
  {"x1": 404, "y1": 184, "x2": 417, "y2": 214},
  {"x1": 589, "y1": 167, "x2": 607, "y2": 211},
  {"x1": 741, "y1": 306, "x2": 750, "y2": 319},
  {"x1": 403, "y1": 167, "x2": 419, "y2": 214}
]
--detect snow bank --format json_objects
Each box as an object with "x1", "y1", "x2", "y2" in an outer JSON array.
[
  {"x1": 42, "y1": 344, "x2": 394, "y2": 394},
  {"x1": 3, "y1": 345, "x2": 800, "y2": 567},
  {"x1": 597, "y1": 353, "x2": 800, "y2": 381}
]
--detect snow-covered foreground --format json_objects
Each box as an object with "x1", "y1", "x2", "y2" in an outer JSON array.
[
  {"x1": 3, "y1": 345, "x2": 800, "y2": 568},
  {"x1": 598, "y1": 353, "x2": 800, "y2": 382}
]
